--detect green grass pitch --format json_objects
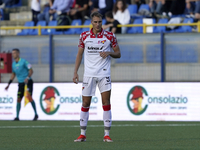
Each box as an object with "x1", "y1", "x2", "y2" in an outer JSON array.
[{"x1": 0, "y1": 121, "x2": 200, "y2": 150}]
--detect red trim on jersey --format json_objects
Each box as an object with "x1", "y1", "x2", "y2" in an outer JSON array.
[
  {"x1": 104, "y1": 31, "x2": 118, "y2": 48},
  {"x1": 78, "y1": 28, "x2": 118, "y2": 48},
  {"x1": 78, "y1": 31, "x2": 90, "y2": 48},
  {"x1": 103, "y1": 105, "x2": 111, "y2": 111},
  {"x1": 81, "y1": 107, "x2": 89, "y2": 112},
  {"x1": 90, "y1": 28, "x2": 104, "y2": 38}
]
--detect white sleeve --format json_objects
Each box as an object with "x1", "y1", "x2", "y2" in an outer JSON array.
[
  {"x1": 113, "y1": 12, "x2": 118, "y2": 20},
  {"x1": 123, "y1": 9, "x2": 130, "y2": 25}
]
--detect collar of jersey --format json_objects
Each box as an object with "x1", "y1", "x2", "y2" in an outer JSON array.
[
  {"x1": 90, "y1": 28, "x2": 104, "y2": 38},
  {"x1": 15, "y1": 58, "x2": 21, "y2": 63}
]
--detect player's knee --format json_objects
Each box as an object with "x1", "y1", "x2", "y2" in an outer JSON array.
[
  {"x1": 82, "y1": 101, "x2": 90, "y2": 107},
  {"x1": 102, "y1": 100, "x2": 110, "y2": 106}
]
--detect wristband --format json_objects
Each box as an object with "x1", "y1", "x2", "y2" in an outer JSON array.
[
  {"x1": 8, "y1": 79, "x2": 13, "y2": 84},
  {"x1": 26, "y1": 76, "x2": 30, "y2": 80}
]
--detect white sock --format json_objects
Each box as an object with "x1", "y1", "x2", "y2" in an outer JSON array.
[
  {"x1": 104, "y1": 129, "x2": 110, "y2": 136},
  {"x1": 103, "y1": 105, "x2": 112, "y2": 136},
  {"x1": 81, "y1": 129, "x2": 86, "y2": 136},
  {"x1": 80, "y1": 106, "x2": 89, "y2": 136}
]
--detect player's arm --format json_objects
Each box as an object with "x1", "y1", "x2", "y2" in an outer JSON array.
[
  {"x1": 102, "y1": 23, "x2": 113, "y2": 30},
  {"x1": 24, "y1": 68, "x2": 33, "y2": 84},
  {"x1": 110, "y1": 45, "x2": 121, "y2": 58},
  {"x1": 24, "y1": 61, "x2": 33, "y2": 83},
  {"x1": 73, "y1": 47, "x2": 84, "y2": 84},
  {"x1": 5, "y1": 72, "x2": 16, "y2": 90},
  {"x1": 111, "y1": 27, "x2": 117, "y2": 34},
  {"x1": 28, "y1": 68, "x2": 33, "y2": 78},
  {"x1": 100, "y1": 45, "x2": 121, "y2": 59}
]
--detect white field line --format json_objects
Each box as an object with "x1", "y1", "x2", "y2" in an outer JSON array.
[{"x1": 0, "y1": 124, "x2": 200, "y2": 129}]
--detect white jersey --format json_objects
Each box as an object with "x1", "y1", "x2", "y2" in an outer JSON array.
[{"x1": 78, "y1": 28, "x2": 118, "y2": 77}]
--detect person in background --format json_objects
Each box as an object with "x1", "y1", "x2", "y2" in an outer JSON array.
[
  {"x1": 149, "y1": 0, "x2": 163, "y2": 15},
  {"x1": 5, "y1": 49, "x2": 38, "y2": 121},
  {"x1": 38, "y1": 0, "x2": 73, "y2": 24},
  {"x1": 194, "y1": 0, "x2": 200, "y2": 21},
  {"x1": 161, "y1": 0, "x2": 185, "y2": 17},
  {"x1": 0, "y1": 0, "x2": 5, "y2": 8},
  {"x1": 133, "y1": 0, "x2": 146, "y2": 10},
  {"x1": 113, "y1": 0, "x2": 130, "y2": 33},
  {"x1": 103, "y1": 11, "x2": 121, "y2": 34},
  {"x1": 90, "y1": 0, "x2": 113, "y2": 17},
  {"x1": 0, "y1": 0, "x2": 19, "y2": 8},
  {"x1": 31, "y1": 0, "x2": 41, "y2": 26},
  {"x1": 37, "y1": 0, "x2": 54, "y2": 23},
  {"x1": 70, "y1": 0, "x2": 89, "y2": 24}
]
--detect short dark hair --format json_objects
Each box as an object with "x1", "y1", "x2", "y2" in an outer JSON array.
[
  {"x1": 105, "y1": 11, "x2": 113, "y2": 19},
  {"x1": 12, "y1": 48, "x2": 20, "y2": 53},
  {"x1": 90, "y1": 11, "x2": 103, "y2": 19}
]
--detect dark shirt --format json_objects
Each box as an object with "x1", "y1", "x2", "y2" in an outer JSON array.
[
  {"x1": 99, "y1": 0, "x2": 113, "y2": 17},
  {"x1": 76, "y1": 0, "x2": 89, "y2": 7},
  {"x1": 106, "y1": 20, "x2": 121, "y2": 34}
]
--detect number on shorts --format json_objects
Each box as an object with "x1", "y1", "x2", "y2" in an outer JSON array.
[{"x1": 106, "y1": 77, "x2": 110, "y2": 82}]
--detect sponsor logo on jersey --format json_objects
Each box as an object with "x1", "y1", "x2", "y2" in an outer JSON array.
[
  {"x1": 86, "y1": 41, "x2": 93, "y2": 43},
  {"x1": 88, "y1": 46, "x2": 104, "y2": 50},
  {"x1": 98, "y1": 40, "x2": 106, "y2": 44}
]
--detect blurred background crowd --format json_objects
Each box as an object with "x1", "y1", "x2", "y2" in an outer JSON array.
[{"x1": 0, "y1": 0, "x2": 200, "y2": 34}]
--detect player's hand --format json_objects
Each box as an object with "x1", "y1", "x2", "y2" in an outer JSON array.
[
  {"x1": 100, "y1": 52, "x2": 109, "y2": 59},
  {"x1": 5, "y1": 85, "x2": 9, "y2": 91},
  {"x1": 108, "y1": 23, "x2": 113, "y2": 27},
  {"x1": 24, "y1": 78, "x2": 28, "y2": 84},
  {"x1": 49, "y1": 9, "x2": 55, "y2": 14},
  {"x1": 73, "y1": 73, "x2": 79, "y2": 84},
  {"x1": 70, "y1": 9, "x2": 77, "y2": 15}
]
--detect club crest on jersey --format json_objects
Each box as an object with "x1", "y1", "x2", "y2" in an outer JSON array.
[{"x1": 98, "y1": 40, "x2": 106, "y2": 44}]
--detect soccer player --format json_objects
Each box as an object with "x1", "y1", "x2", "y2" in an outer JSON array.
[
  {"x1": 5, "y1": 48, "x2": 39, "y2": 121},
  {"x1": 73, "y1": 11, "x2": 121, "y2": 142}
]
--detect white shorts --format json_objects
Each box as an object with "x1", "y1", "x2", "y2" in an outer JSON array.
[{"x1": 82, "y1": 76, "x2": 111, "y2": 96}]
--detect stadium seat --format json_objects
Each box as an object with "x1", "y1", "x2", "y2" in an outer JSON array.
[
  {"x1": 46, "y1": 21, "x2": 63, "y2": 35},
  {"x1": 29, "y1": 21, "x2": 47, "y2": 35},
  {"x1": 138, "y1": 4, "x2": 150, "y2": 12},
  {"x1": 17, "y1": 21, "x2": 34, "y2": 35},
  {"x1": 102, "y1": 19, "x2": 106, "y2": 25},
  {"x1": 175, "y1": 18, "x2": 194, "y2": 33},
  {"x1": 128, "y1": 4, "x2": 138, "y2": 16},
  {"x1": 127, "y1": 18, "x2": 143, "y2": 33},
  {"x1": 153, "y1": 18, "x2": 168, "y2": 33},
  {"x1": 0, "y1": 8, "x2": 4, "y2": 20},
  {"x1": 146, "y1": 45, "x2": 161, "y2": 63},
  {"x1": 64, "y1": 19, "x2": 82, "y2": 34},
  {"x1": 6, "y1": 0, "x2": 22, "y2": 7},
  {"x1": 78, "y1": 19, "x2": 91, "y2": 33}
]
